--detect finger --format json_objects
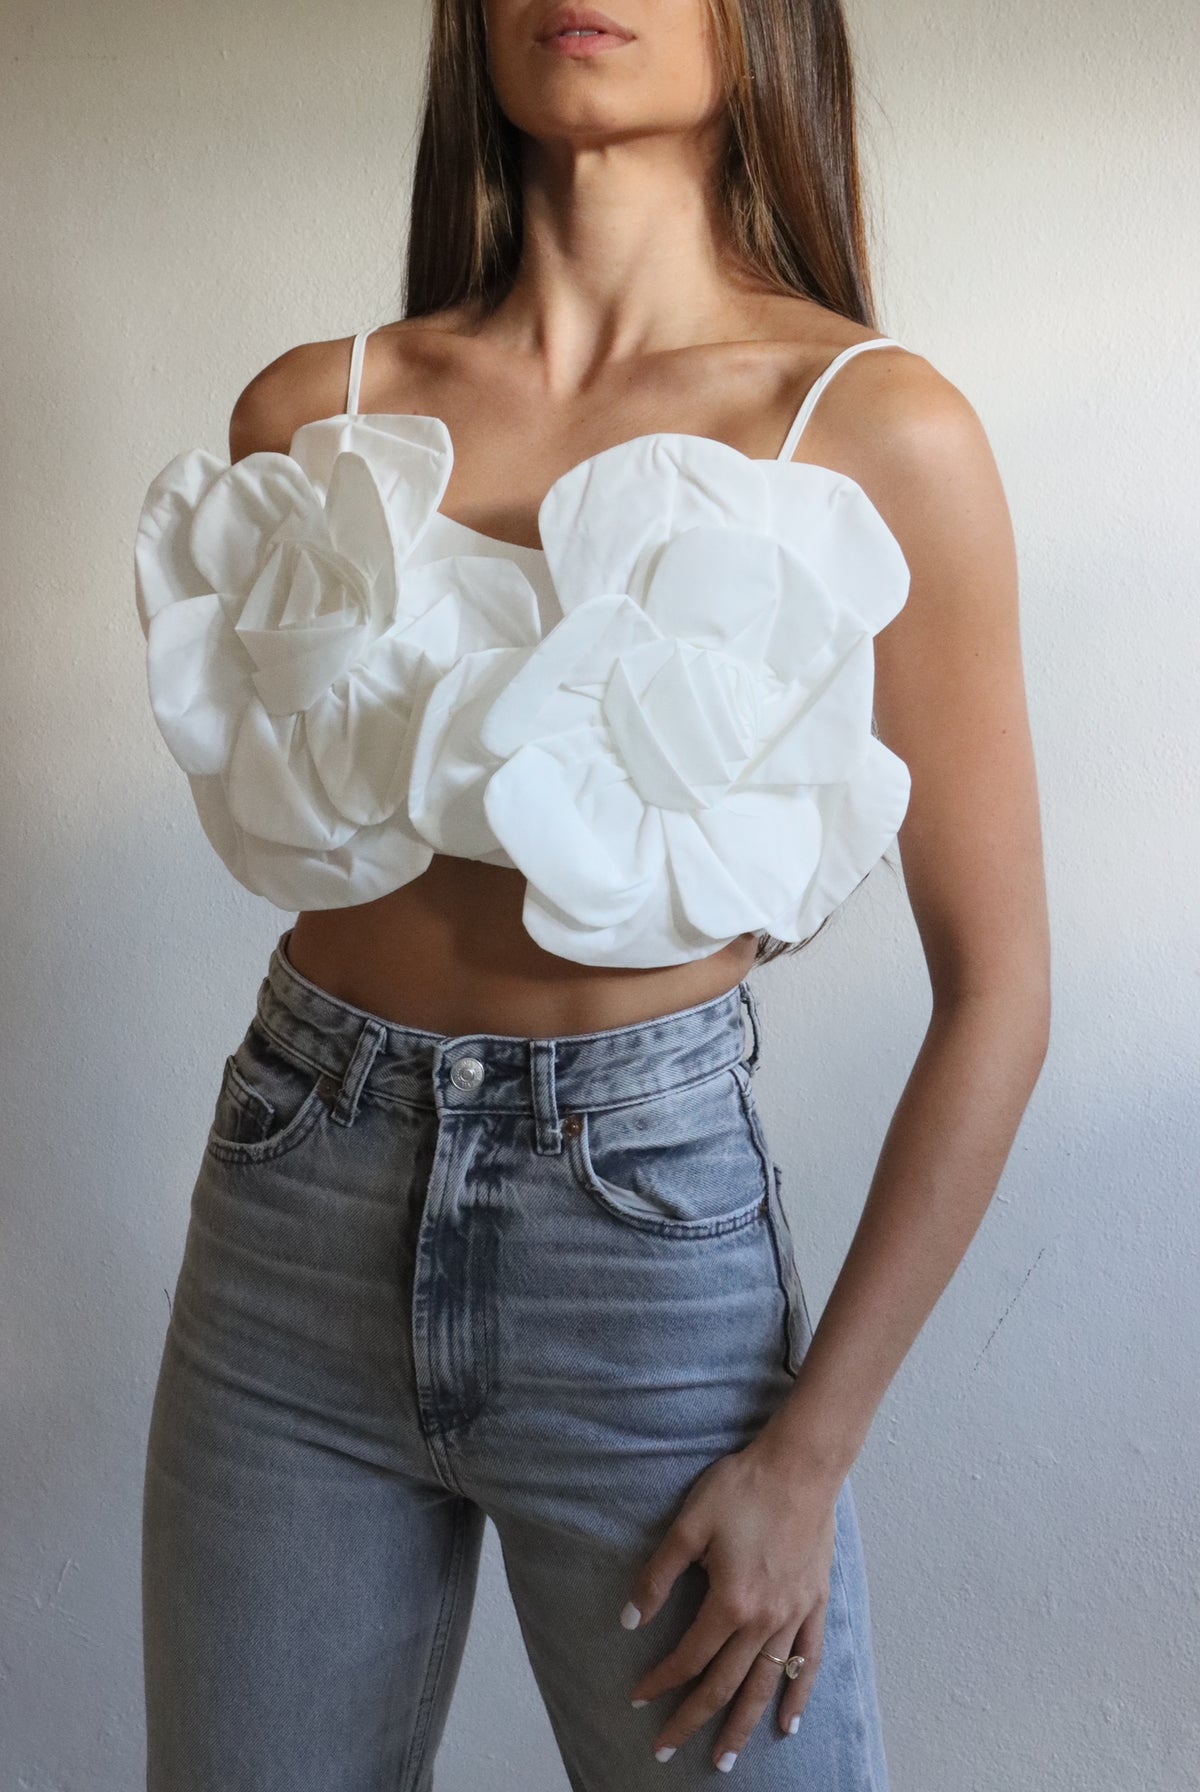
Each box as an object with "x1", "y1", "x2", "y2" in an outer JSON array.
[
  {"x1": 710, "y1": 1620, "x2": 811, "y2": 1770},
  {"x1": 647, "y1": 1622, "x2": 793, "y2": 1766},
  {"x1": 628, "y1": 1579, "x2": 750, "y2": 1706},
  {"x1": 622, "y1": 1511, "x2": 709, "y2": 1633},
  {"x1": 777, "y1": 1595, "x2": 829, "y2": 1734}
]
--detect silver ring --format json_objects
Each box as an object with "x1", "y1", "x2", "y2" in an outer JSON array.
[{"x1": 758, "y1": 1648, "x2": 806, "y2": 1678}]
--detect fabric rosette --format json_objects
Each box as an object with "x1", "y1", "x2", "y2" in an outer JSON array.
[
  {"x1": 134, "y1": 414, "x2": 541, "y2": 908},
  {"x1": 409, "y1": 434, "x2": 913, "y2": 966}
]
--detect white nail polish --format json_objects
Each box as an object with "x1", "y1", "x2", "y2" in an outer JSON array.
[
  {"x1": 620, "y1": 1601, "x2": 642, "y2": 1629},
  {"x1": 654, "y1": 1744, "x2": 676, "y2": 1762},
  {"x1": 717, "y1": 1751, "x2": 738, "y2": 1772},
  {"x1": 788, "y1": 1715, "x2": 800, "y2": 1735},
  {"x1": 631, "y1": 1697, "x2": 649, "y2": 1708}
]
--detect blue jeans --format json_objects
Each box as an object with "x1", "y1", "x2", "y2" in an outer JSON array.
[{"x1": 141, "y1": 927, "x2": 890, "y2": 1790}]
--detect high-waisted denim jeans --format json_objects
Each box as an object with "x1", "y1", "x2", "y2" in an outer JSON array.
[{"x1": 141, "y1": 927, "x2": 890, "y2": 1790}]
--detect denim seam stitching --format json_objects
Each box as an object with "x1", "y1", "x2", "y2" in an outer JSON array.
[
  {"x1": 252, "y1": 1010, "x2": 332, "y2": 1079},
  {"x1": 731, "y1": 1071, "x2": 806, "y2": 1374},
  {"x1": 476, "y1": 1152, "x2": 492, "y2": 1414},
  {"x1": 357, "y1": 1087, "x2": 434, "y2": 1116},
  {"x1": 760, "y1": 1168, "x2": 800, "y2": 1379},
  {"x1": 352, "y1": 1056, "x2": 749, "y2": 1121},
  {"x1": 729, "y1": 1070, "x2": 775, "y2": 1210},
  {"x1": 395, "y1": 1497, "x2": 470, "y2": 1791},
  {"x1": 219, "y1": 1055, "x2": 274, "y2": 1137},
  {"x1": 567, "y1": 1054, "x2": 747, "y2": 1121},
  {"x1": 832, "y1": 1535, "x2": 884, "y2": 1792}
]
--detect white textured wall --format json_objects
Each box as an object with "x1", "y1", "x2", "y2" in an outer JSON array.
[{"x1": 1, "y1": 1, "x2": 1196, "y2": 1786}]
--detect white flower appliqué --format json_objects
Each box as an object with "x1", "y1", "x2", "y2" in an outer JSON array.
[
  {"x1": 411, "y1": 434, "x2": 913, "y2": 967},
  {"x1": 134, "y1": 414, "x2": 541, "y2": 909}
]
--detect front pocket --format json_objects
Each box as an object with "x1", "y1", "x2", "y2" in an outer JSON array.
[
  {"x1": 563, "y1": 1063, "x2": 770, "y2": 1240},
  {"x1": 206, "y1": 1017, "x2": 333, "y2": 1165}
]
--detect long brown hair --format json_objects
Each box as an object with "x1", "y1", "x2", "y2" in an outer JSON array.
[{"x1": 403, "y1": 0, "x2": 895, "y2": 968}]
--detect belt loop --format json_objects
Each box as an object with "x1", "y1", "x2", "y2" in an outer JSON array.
[
  {"x1": 739, "y1": 980, "x2": 762, "y2": 1074},
  {"x1": 528, "y1": 1038, "x2": 563, "y2": 1154},
  {"x1": 331, "y1": 1017, "x2": 387, "y2": 1128}
]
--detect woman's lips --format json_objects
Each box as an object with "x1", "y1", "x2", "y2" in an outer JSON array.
[{"x1": 537, "y1": 28, "x2": 633, "y2": 57}]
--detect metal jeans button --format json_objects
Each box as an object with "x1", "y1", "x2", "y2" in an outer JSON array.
[{"x1": 449, "y1": 1055, "x2": 485, "y2": 1090}]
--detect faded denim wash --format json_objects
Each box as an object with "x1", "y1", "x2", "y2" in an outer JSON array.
[{"x1": 141, "y1": 927, "x2": 890, "y2": 1790}]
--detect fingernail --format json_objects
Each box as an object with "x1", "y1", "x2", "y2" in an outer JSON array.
[
  {"x1": 631, "y1": 1697, "x2": 649, "y2": 1708},
  {"x1": 654, "y1": 1745, "x2": 676, "y2": 1762},
  {"x1": 619, "y1": 1602, "x2": 642, "y2": 1629},
  {"x1": 788, "y1": 1715, "x2": 800, "y2": 1735},
  {"x1": 717, "y1": 1751, "x2": 738, "y2": 1772}
]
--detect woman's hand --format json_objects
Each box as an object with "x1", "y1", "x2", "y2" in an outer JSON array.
[{"x1": 621, "y1": 1437, "x2": 843, "y2": 1772}]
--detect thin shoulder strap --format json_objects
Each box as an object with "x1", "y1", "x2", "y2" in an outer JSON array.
[
  {"x1": 345, "y1": 326, "x2": 378, "y2": 416},
  {"x1": 776, "y1": 337, "x2": 903, "y2": 463}
]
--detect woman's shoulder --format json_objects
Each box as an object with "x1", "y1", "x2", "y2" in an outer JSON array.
[
  {"x1": 763, "y1": 301, "x2": 997, "y2": 540},
  {"x1": 225, "y1": 312, "x2": 472, "y2": 464},
  {"x1": 763, "y1": 302, "x2": 954, "y2": 430}
]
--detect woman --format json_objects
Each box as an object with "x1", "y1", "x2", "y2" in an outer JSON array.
[{"x1": 136, "y1": 1, "x2": 1050, "y2": 1787}]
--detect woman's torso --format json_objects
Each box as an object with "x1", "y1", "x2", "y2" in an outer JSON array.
[
  {"x1": 253, "y1": 302, "x2": 898, "y2": 1034},
  {"x1": 286, "y1": 859, "x2": 759, "y2": 1036}
]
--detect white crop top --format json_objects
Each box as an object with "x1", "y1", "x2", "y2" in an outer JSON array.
[{"x1": 134, "y1": 327, "x2": 912, "y2": 968}]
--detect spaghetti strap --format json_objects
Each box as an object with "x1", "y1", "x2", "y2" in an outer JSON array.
[
  {"x1": 345, "y1": 327, "x2": 378, "y2": 417},
  {"x1": 775, "y1": 337, "x2": 903, "y2": 463}
]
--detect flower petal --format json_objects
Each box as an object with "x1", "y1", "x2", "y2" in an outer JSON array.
[
  {"x1": 190, "y1": 453, "x2": 322, "y2": 600},
  {"x1": 323, "y1": 451, "x2": 398, "y2": 634},
  {"x1": 625, "y1": 640, "x2": 766, "y2": 803},
  {"x1": 641, "y1": 527, "x2": 779, "y2": 658},
  {"x1": 188, "y1": 770, "x2": 433, "y2": 911},
  {"x1": 767, "y1": 735, "x2": 912, "y2": 942},
  {"x1": 478, "y1": 595, "x2": 655, "y2": 758},
  {"x1": 747, "y1": 633, "x2": 876, "y2": 787},
  {"x1": 187, "y1": 771, "x2": 253, "y2": 887},
  {"x1": 289, "y1": 414, "x2": 453, "y2": 557},
  {"x1": 134, "y1": 449, "x2": 225, "y2": 635},
  {"x1": 762, "y1": 463, "x2": 910, "y2": 634},
  {"x1": 538, "y1": 435, "x2": 769, "y2": 608},
  {"x1": 667, "y1": 792, "x2": 824, "y2": 940},
  {"x1": 235, "y1": 542, "x2": 370, "y2": 714},
  {"x1": 226, "y1": 700, "x2": 358, "y2": 850},
  {"x1": 145, "y1": 593, "x2": 253, "y2": 774},
  {"x1": 240, "y1": 824, "x2": 433, "y2": 910},
  {"x1": 398, "y1": 556, "x2": 543, "y2": 671},
  {"x1": 601, "y1": 648, "x2": 720, "y2": 811},
  {"x1": 519, "y1": 833, "x2": 717, "y2": 969},
  {"x1": 405, "y1": 648, "x2": 528, "y2": 858},
  {"x1": 303, "y1": 633, "x2": 432, "y2": 829},
  {"x1": 483, "y1": 737, "x2": 655, "y2": 928}
]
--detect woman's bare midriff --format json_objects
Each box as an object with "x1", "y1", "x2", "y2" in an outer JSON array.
[{"x1": 285, "y1": 853, "x2": 759, "y2": 1039}]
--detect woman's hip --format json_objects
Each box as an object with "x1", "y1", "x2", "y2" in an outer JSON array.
[{"x1": 158, "y1": 925, "x2": 812, "y2": 1488}]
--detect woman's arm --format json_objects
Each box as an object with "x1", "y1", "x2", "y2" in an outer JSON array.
[
  {"x1": 585, "y1": 355, "x2": 1051, "y2": 1770},
  {"x1": 756, "y1": 356, "x2": 1052, "y2": 1481}
]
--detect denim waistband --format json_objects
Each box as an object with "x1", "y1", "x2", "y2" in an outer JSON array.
[{"x1": 254, "y1": 928, "x2": 763, "y2": 1152}]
